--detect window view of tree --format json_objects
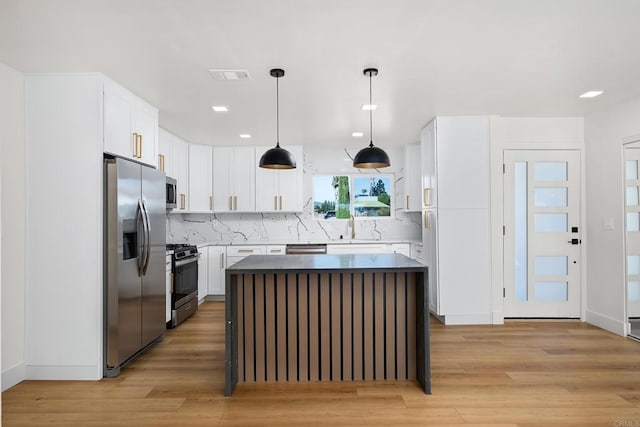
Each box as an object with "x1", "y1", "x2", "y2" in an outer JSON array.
[
  {"x1": 313, "y1": 176, "x2": 350, "y2": 219},
  {"x1": 353, "y1": 176, "x2": 391, "y2": 217},
  {"x1": 313, "y1": 175, "x2": 392, "y2": 219}
]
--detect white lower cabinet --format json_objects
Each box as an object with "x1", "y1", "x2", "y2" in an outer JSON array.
[
  {"x1": 391, "y1": 243, "x2": 411, "y2": 257},
  {"x1": 197, "y1": 246, "x2": 208, "y2": 303},
  {"x1": 226, "y1": 245, "x2": 266, "y2": 267},
  {"x1": 411, "y1": 243, "x2": 424, "y2": 262},
  {"x1": 265, "y1": 245, "x2": 286, "y2": 255},
  {"x1": 165, "y1": 255, "x2": 172, "y2": 324},
  {"x1": 208, "y1": 246, "x2": 226, "y2": 296}
]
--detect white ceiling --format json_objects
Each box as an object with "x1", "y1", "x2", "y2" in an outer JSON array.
[{"x1": 2, "y1": 0, "x2": 640, "y2": 148}]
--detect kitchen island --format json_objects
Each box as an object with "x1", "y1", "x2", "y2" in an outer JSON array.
[{"x1": 224, "y1": 253, "x2": 430, "y2": 396}]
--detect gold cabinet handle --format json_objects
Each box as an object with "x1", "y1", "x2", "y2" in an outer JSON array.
[
  {"x1": 424, "y1": 211, "x2": 430, "y2": 229},
  {"x1": 138, "y1": 134, "x2": 143, "y2": 158},
  {"x1": 423, "y1": 188, "x2": 431, "y2": 207},
  {"x1": 210, "y1": 196, "x2": 213, "y2": 211},
  {"x1": 229, "y1": 196, "x2": 233, "y2": 211},
  {"x1": 274, "y1": 195, "x2": 278, "y2": 210},
  {"x1": 180, "y1": 193, "x2": 186, "y2": 210},
  {"x1": 406, "y1": 195, "x2": 410, "y2": 209},
  {"x1": 133, "y1": 133, "x2": 139, "y2": 158},
  {"x1": 279, "y1": 195, "x2": 283, "y2": 210},
  {"x1": 158, "y1": 154, "x2": 165, "y2": 171},
  {"x1": 234, "y1": 195, "x2": 238, "y2": 211}
]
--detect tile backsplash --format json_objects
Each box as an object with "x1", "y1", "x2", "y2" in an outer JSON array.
[{"x1": 167, "y1": 146, "x2": 422, "y2": 244}]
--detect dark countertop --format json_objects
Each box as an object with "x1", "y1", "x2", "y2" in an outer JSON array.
[{"x1": 226, "y1": 253, "x2": 425, "y2": 273}]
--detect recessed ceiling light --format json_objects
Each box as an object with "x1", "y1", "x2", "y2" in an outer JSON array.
[
  {"x1": 579, "y1": 91, "x2": 603, "y2": 98},
  {"x1": 212, "y1": 106, "x2": 228, "y2": 112},
  {"x1": 352, "y1": 132, "x2": 364, "y2": 137},
  {"x1": 208, "y1": 69, "x2": 251, "y2": 81},
  {"x1": 361, "y1": 104, "x2": 377, "y2": 111},
  {"x1": 239, "y1": 134, "x2": 251, "y2": 139}
]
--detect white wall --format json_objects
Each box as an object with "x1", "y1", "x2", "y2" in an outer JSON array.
[
  {"x1": 489, "y1": 116, "x2": 585, "y2": 324},
  {"x1": 0, "y1": 62, "x2": 26, "y2": 390},
  {"x1": 25, "y1": 75, "x2": 103, "y2": 379},
  {"x1": 584, "y1": 97, "x2": 640, "y2": 335}
]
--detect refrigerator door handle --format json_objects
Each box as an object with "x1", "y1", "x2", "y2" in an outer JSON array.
[
  {"x1": 136, "y1": 200, "x2": 146, "y2": 276},
  {"x1": 141, "y1": 200, "x2": 151, "y2": 275}
]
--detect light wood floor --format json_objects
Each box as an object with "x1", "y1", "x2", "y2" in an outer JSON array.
[{"x1": 3, "y1": 302, "x2": 640, "y2": 426}]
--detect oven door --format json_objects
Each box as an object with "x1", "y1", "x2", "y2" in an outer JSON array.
[{"x1": 172, "y1": 256, "x2": 198, "y2": 308}]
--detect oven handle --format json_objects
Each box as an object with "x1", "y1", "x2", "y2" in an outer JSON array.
[{"x1": 174, "y1": 254, "x2": 200, "y2": 268}]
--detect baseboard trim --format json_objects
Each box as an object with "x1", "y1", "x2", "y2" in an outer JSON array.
[
  {"x1": 492, "y1": 310, "x2": 504, "y2": 325},
  {"x1": 585, "y1": 310, "x2": 626, "y2": 336},
  {"x1": 26, "y1": 364, "x2": 102, "y2": 381},
  {"x1": 443, "y1": 313, "x2": 493, "y2": 325},
  {"x1": 2, "y1": 363, "x2": 26, "y2": 391}
]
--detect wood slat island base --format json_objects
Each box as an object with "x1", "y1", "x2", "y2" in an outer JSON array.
[{"x1": 224, "y1": 253, "x2": 430, "y2": 396}]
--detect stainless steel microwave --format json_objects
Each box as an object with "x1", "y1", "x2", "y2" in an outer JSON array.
[{"x1": 166, "y1": 176, "x2": 177, "y2": 209}]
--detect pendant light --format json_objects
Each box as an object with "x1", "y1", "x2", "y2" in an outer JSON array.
[
  {"x1": 353, "y1": 68, "x2": 390, "y2": 169},
  {"x1": 259, "y1": 68, "x2": 297, "y2": 169}
]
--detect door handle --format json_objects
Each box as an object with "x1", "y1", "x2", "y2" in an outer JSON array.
[
  {"x1": 274, "y1": 195, "x2": 278, "y2": 210},
  {"x1": 279, "y1": 195, "x2": 282, "y2": 210},
  {"x1": 137, "y1": 200, "x2": 146, "y2": 276},
  {"x1": 406, "y1": 195, "x2": 409, "y2": 209},
  {"x1": 567, "y1": 238, "x2": 581, "y2": 245},
  {"x1": 210, "y1": 196, "x2": 213, "y2": 211},
  {"x1": 138, "y1": 134, "x2": 143, "y2": 158},
  {"x1": 234, "y1": 196, "x2": 238, "y2": 211},
  {"x1": 141, "y1": 200, "x2": 151, "y2": 275},
  {"x1": 133, "y1": 133, "x2": 139, "y2": 158}
]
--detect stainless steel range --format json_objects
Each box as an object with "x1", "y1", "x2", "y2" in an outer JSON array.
[{"x1": 166, "y1": 244, "x2": 199, "y2": 328}]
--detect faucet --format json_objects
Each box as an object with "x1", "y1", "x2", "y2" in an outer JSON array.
[{"x1": 349, "y1": 215, "x2": 355, "y2": 240}]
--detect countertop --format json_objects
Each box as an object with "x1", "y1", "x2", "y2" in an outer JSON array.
[
  {"x1": 226, "y1": 253, "x2": 425, "y2": 273},
  {"x1": 190, "y1": 239, "x2": 422, "y2": 248}
]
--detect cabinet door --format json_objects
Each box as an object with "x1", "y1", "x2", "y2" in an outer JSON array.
[
  {"x1": 104, "y1": 80, "x2": 134, "y2": 159},
  {"x1": 422, "y1": 209, "x2": 439, "y2": 314},
  {"x1": 254, "y1": 147, "x2": 279, "y2": 211},
  {"x1": 435, "y1": 117, "x2": 489, "y2": 209},
  {"x1": 197, "y1": 246, "x2": 208, "y2": 302},
  {"x1": 213, "y1": 147, "x2": 233, "y2": 212},
  {"x1": 189, "y1": 144, "x2": 213, "y2": 212},
  {"x1": 276, "y1": 145, "x2": 303, "y2": 212},
  {"x1": 134, "y1": 101, "x2": 158, "y2": 167},
  {"x1": 158, "y1": 128, "x2": 173, "y2": 176},
  {"x1": 208, "y1": 247, "x2": 226, "y2": 295},
  {"x1": 173, "y1": 137, "x2": 189, "y2": 211},
  {"x1": 421, "y1": 121, "x2": 437, "y2": 208},
  {"x1": 232, "y1": 146, "x2": 256, "y2": 211},
  {"x1": 404, "y1": 143, "x2": 422, "y2": 211}
]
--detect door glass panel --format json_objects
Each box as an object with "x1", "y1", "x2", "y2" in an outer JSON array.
[
  {"x1": 514, "y1": 162, "x2": 528, "y2": 301},
  {"x1": 626, "y1": 160, "x2": 638, "y2": 180},
  {"x1": 534, "y1": 213, "x2": 567, "y2": 233},
  {"x1": 534, "y1": 282, "x2": 568, "y2": 301},
  {"x1": 627, "y1": 213, "x2": 640, "y2": 232},
  {"x1": 627, "y1": 255, "x2": 640, "y2": 275},
  {"x1": 628, "y1": 281, "x2": 640, "y2": 301},
  {"x1": 626, "y1": 187, "x2": 639, "y2": 206},
  {"x1": 534, "y1": 162, "x2": 567, "y2": 182},
  {"x1": 534, "y1": 188, "x2": 567, "y2": 207},
  {"x1": 534, "y1": 256, "x2": 567, "y2": 276}
]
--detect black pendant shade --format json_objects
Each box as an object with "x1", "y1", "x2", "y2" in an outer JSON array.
[
  {"x1": 353, "y1": 68, "x2": 390, "y2": 169},
  {"x1": 259, "y1": 68, "x2": 296, "y2": 169}
]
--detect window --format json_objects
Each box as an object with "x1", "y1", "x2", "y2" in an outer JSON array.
[{"x1": 313, "y1": 175, "x2": 393, "y2": 219}]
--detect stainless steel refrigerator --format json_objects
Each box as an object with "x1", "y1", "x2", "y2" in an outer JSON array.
[{"x1": 104, "y1": 156, "x2": 166, "y2": 377}]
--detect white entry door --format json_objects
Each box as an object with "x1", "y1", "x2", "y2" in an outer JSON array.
[
  {"x1": 624, "y1": 148, "x2": 640, "y2": 318},
  {"x1": 503, "y1": 150, "x2": 582, "y2": 318}
]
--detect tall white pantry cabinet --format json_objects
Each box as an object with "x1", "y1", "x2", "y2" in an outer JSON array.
[
  {"x1": 421, "y1": 116, "x2": 492, "y2": 325},
  {"x1": 24, "y1": 74, "x2": 159, "y2": 380}
]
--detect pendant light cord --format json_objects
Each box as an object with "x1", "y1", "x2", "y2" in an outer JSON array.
[
  {"x1": 276, "y1": 76, "x2": 280, "y2": 148},
  {"x1": 369, "y1": 71, "x2": 374, "y2": 148}
]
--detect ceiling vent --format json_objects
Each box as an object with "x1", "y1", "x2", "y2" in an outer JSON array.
[{"x1": 208, "y1": 69, "x2": 251, "y2": 81}]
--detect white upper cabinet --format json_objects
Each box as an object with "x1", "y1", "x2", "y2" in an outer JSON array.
[
  {"x1": 404, "y1": 143, "x2": 422, "y2": 211},
  {"x1": 420, "y1": 121, "x2": 437, "y2": 208},
  {"x1": 173, "y1": 136, "x2": 189, "y2": 211},
  {"x1": 255, "y1": 145, "x2": 303, "y2": 212},
  {"x1": 158, "y1": 127, "x2": 173, "y2": 177},
  {"x1": 188, "y1": 144, "x2": 213, "y2": 212},
  {"x1": 212, "y1": 146, "x2": 256, "y2": 212},
  {"x1": 429, "y1": 117, "x2": 489, "y2": 209},
  {"x1": 103, "y1": 79, "x2": 158, "y2": 167}
]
